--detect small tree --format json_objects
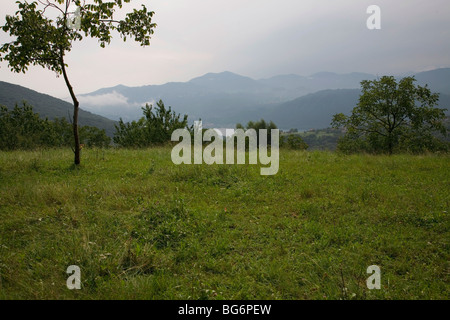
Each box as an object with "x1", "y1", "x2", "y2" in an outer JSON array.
[
  {"x1": 114, "y1": 100, "x2": 189, "y2": 148},
  {"x1": 142, "y1": 100, "x2": 189, "y2": 144},
  {"x1": 332, "y1": 76, "x2": 448, "y2": 154},
  {"x1": 0, "y1": 0, "x2": 156, "y2": 164}
]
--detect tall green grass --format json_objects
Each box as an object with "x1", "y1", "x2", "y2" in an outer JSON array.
[{"x1": 0, "y1": 148, "x2": 448, "y2": 299}]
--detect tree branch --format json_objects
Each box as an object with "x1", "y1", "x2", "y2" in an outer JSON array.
[
  {"x1": 366, "y1": 108, "x2": 389, "y2": 129},
  {"x1": 37, "y1": 0, "x2": 65, "y2": 16},
  {"x1": 99, "y1": 19, "x2": 121, "y2": 24},
  {"x1": 357, "y1": 127, "x2": 387, "y2": 137},
  {"x1": 29, "y1": 57, "x2": 59, "y2": 64}
]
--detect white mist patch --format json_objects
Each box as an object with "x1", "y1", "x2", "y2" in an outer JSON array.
[
  {"x1": 78, "y1": 91, "x2": 130, "y2": 108},
  {"x1": 77, "y1": 91, "x2": 156, "y2": 120}
]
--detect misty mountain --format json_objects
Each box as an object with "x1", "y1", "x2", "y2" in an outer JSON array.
[
  {"x1": 258, "y1": 72, "x2": 376, "y2": 100},
  {"x1": 0, "y1": 81, "x2": 117, "y2": 137},
  {"x1": 264, "y1": 89, "x2": 361, "y2": 131},
  {"x1": 189, "y1": 71, "x2": 269, "y2": 93},
  {"x1": 414, "y1": 68, "x2": 450, "y2": 95},
  {"x1": 78, "y1": 71, "x2": 378, "y2": 125},
  {"x1": 262, "y1": 89, "x2": 450, "y2": 130},
  {"x1": 78, "y1": 68, "x2": 450, "y2": 129}
]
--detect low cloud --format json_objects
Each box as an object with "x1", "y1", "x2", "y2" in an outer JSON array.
[
  {"x1": 78, "y1": 91, "x2": 130, "y2": 108},
  {"x1": 77, "y1": 91, "x2": 156, "y2": 121}
]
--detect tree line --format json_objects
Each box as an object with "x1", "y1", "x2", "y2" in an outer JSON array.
[
  {"x1": 113, "y1": 101, "x2": 309, "y2": 150},
  {"x1": 236, "y1": 120, "x2": 309, "y2": 150},
  {"x1": 0, "y1": 102, "x2": 110, "y2": 151},
  {"x1": 2, "y1": 76, "x2": 447, "y2": 154}
]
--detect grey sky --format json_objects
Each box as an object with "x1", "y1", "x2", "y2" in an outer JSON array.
[{"x1": 0, "y1": 0, "x2": 449, "y2": 98}]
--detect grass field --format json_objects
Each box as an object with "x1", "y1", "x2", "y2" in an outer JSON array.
[{"x1": 0, "y1": 148, "x2": 448, "y2": 299}]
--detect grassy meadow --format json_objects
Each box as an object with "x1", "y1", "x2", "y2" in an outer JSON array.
[{"x1": 0, "y1": 147, "x2": 448, "y2": 299}]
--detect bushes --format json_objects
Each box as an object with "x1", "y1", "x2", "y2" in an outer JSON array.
[
  {"x1": 236, "y1": 120, "x2": 309, "y2": 150},
  {"x1": 79, "y1": 126, "x2": 111, "y2": 148},
  {"x1": 236, "y1": 119, "x2": 278, "y2": 147},
  {"x1": 114, "y1": 100, "x2": 189, "y2": 148},
  {"x1": 0, "y1": 102, "x2": 111, "y2": 150},
  {"x1": 0, "y1": 103, "x2": 49, "y2": 150},
  {"x1": 281, "y1": 134, "x2": 309, "y2": 150}
]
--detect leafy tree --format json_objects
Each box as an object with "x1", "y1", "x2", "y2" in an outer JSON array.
[
  {"x1": 332, "y1": 76, "x2": 448, "y2": 154},
  {"x1": 114, "y1": 100, "x2": 189, "y2": 148},
  {"x1": 0, "y1": 0, "x2": 156, "y2": 164},
  {"x1": 142, "y1": 100, "x2": 189, "y2": 144}
]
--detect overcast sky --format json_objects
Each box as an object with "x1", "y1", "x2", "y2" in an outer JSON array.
[{"x1": 0, "y1": 0, "x2": 449, "y2": 98}]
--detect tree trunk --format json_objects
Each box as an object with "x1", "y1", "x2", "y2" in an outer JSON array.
[
  {"x1": 73, "y1": 101, "x2": 80, "y2": 165},
  {"x1": 387, "y1": 133, "x2": 393, "y2": 155},
  {"x1": 61, "y1": 57, "x2": 81, "y2": 165}
]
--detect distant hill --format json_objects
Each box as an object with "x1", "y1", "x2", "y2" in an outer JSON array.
[
  {"x1": 258, "y1": 72, "x2": 376, "y2": 99},
  {"x1": 79, "y1": 72, "x2": 278, "y2": 124},
  {"x1": 0, "y1": 81, "x2": 117, "y2": 137},
  {"x1": 264, "y1": 89, "x2": 361, "y2": 130},
  {"x1": 414, "y1": 68, "x2": 450, "y2": 95},
  {"x1": 78, "y1": 71, "x2": 379, "y2": 125},
  {"x1": 189, "y1": 71, "x2": 268, "y2": 93},
  {"x1": 78, "y1": 68, "x2": 450, "y2": 129},
  {"x1": 262, "y1": 89, "x2": 450, "y2": 130}
]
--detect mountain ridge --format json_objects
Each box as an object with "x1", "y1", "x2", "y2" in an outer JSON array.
[{"x1": 78, "y1": 68, "x2": 450, "y2": 128}]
